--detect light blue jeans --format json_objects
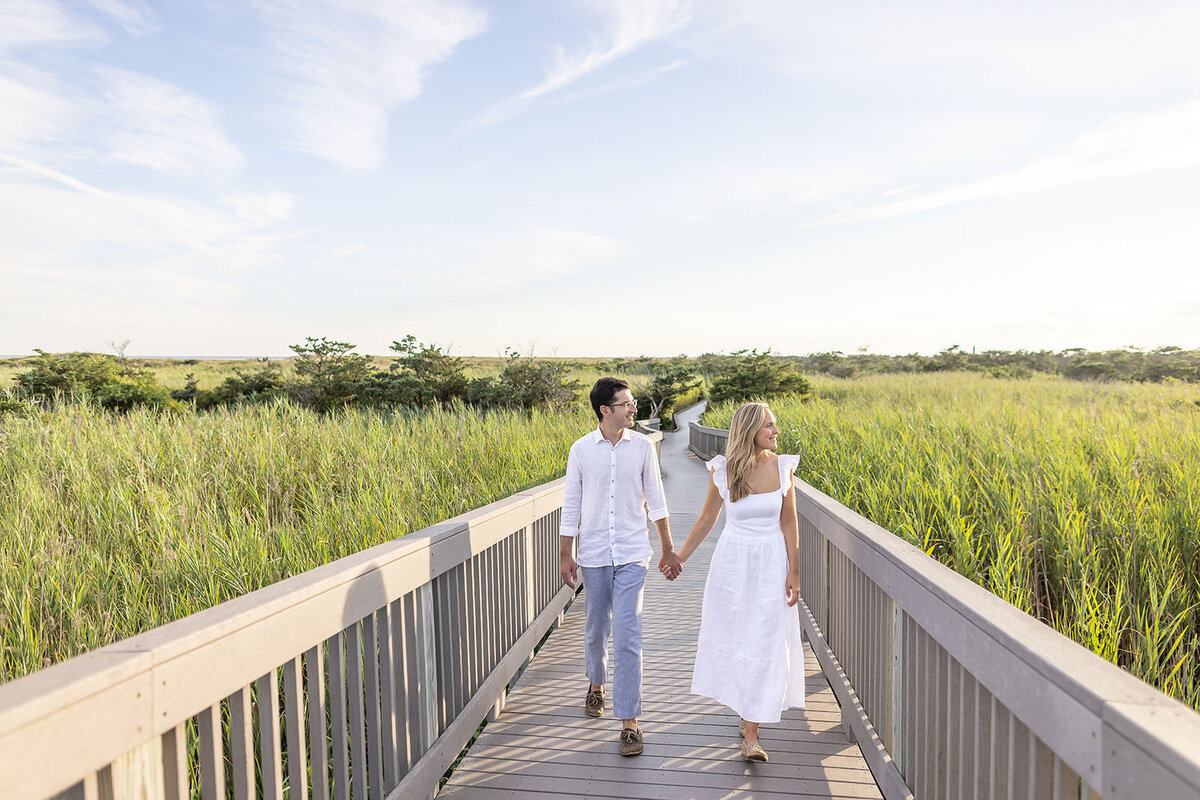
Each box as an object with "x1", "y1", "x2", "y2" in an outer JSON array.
[{"x1": 581, "y1": 562, "x2": 646, "y2": 720}]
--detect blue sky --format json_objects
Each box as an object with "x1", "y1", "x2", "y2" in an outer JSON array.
[{"x1": 2, "y1": 0, "x2": 1199, "y2": 357}]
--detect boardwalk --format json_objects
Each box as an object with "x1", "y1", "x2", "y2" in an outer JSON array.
[{"x1": 439, "y1": 404, "x2": 884, "y2": 800}]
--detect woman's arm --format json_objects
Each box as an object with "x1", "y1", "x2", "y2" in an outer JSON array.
[
  {"x1": 676, "y1": 474, "x2": 724, "y2": 565},
  {"x1": 780, "y1": 482, "x2": 801, "y2": 606}
]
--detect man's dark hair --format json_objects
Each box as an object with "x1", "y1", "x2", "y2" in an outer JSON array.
[{"x1": 590, "y1": 376, "x2": 630, "y2": 422}]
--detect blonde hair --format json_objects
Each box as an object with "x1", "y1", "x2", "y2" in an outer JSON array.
[{"x1": 725, "y1": 402, "x2": 771, "y2": 502}]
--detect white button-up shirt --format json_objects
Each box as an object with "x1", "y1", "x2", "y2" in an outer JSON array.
[{"x1": 560, "y1": 427, "x2": 669, "y2": 568}]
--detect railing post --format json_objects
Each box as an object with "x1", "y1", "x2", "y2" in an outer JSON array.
[
  {"x1": 100, "y1": 738, "x2": 165, "y2": 800},
  {"x1": 820, "y1": 537, "x2": 831, "y2": 637},
  {"x1": 892, "y1": 604, "x2": 906, "y2": 776},
  {"x1": 523, "y1": 524, "x2": 536, "y2": 627},
  {"x1": 416, "y1": 582, "x2": 439, "y2": 754}
]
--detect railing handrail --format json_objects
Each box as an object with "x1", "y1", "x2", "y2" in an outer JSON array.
[
  {"x1": 0, "y1": 474, "x2": 576, "y2": 799},
  {"x1": 689, "y1": 418, "x2": 1200, "y2": 798}
]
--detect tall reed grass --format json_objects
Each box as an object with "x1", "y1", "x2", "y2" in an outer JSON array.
[
  {"x1": 0, "y1": 400, "x2": 594, "y2": 683},
  {"x1": 705, "y1": 373, "x2": 1200, "y2": 708}
]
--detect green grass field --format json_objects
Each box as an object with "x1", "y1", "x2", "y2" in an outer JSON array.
[
  {"x1": 705, "y1": 373, "x2": 1200, "y2": 708},
  {"x1": 0, "y1": 400, "x2": 595, "y2": 683}
]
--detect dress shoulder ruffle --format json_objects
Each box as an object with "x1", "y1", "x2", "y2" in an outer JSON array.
[
  {"x1": 778, "y1": 454, "x2": 800, "y2": 492},
  {"x1": 706, "y1": 455, "x2": 729, "y2": 500}
]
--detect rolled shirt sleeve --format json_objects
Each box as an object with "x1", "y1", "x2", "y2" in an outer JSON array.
[
  {"x1": 559, "y1": 442, "x2": 583, "y2": 538},
  {"x1": 642, "y1": 442, "x2": 669, "y2": 522}
]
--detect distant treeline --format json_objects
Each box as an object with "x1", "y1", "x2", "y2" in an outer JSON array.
[
  {"x1": 1, "y1": 337, "x2": 581, "y2": 416},
  {"x1": 593, "y1": 345, "x2": 1200, "y2": 383},
  {"x1": 0, "y1": 339, "x2": 808, "y2": 426},
  {"x1": 6, "y1": 342, "x2": 1195, "y2": 419}
]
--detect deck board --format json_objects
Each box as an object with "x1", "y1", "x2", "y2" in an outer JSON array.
[{"x1": 439, "y1": 405, "x2": 884, "y2": 800}]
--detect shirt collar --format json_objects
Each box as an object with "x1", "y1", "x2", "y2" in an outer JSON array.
[{"x1": 590, "y1": 427, "x2": 632, "y2": 444}]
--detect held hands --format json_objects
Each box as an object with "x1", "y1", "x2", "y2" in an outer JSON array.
[
  {"x1": 785, "y1": 569, "x2": 801, "y2": 607},
  {"x1": 658, "y1": 551, "x2": 683, "y2": 581},
  {"x1": 560, "y1": 554, "x2": 580, "y2": 589}
]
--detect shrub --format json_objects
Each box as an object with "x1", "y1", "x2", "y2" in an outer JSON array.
[
  {"x1": 288, "y1": 337, "x2": 375, "y2": 412},
  {"x1": 489, "y1": 350, "x2": 582, "y2": 410},
  {"x1": 360, "y1": 336, "x2": 469, "y2": 407},
  {"x1": 14, "y1": 350, "x2": 175, "y2": 411},
  {"x1": 210, "y1": 363, "x2": 288, "y2": 407},
  {"x1": 708, "y1": 349, "x2": 811, "y2": 405}
]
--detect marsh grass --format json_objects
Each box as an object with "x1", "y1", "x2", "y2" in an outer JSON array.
[
  {"x1": 705, "y1": 372, "x2": 1200, "y2": 708},
  {"x1": 0, "y1": 400, "x2": 594, "y2": 683}
]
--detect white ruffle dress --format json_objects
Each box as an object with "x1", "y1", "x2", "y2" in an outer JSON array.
[{"x1": 690, "y1": 454, "x2": 806, "y2": 723}]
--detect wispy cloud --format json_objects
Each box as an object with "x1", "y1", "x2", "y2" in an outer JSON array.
[
  {"x1": 0, "y1": 153, "x2": 299, "y2": 286},
  {"x1": 252, "y1": 0, "x2": 488, "y2": 169},
  {"x1": 0, "y1": 66, "x2": 78, "y2": 153},
  {"x1": 395, "y1": 227, "x2": 621, "y2": 295},
  {"x1": 1, "y1": 4, "x2": 240, "y2": 179},
  {"x1": 467, "y1": 0, "x2": 691, "y2": 129},
  {"x1": 85, "y1": 0, "x2": 157, "y2": 37},
  {"x1": 93, "y1": 66, "x2": 243, "y2": 177},
  {"x1": 823, "y1": 98, "x2": 1200, "y2": 226},
  {"x1": 0, "y1": 0, "x2": 104, "y2": 54}
]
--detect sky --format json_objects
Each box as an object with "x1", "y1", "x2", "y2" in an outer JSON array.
[{"x1": 2, "y1": 0, "x2": 1199, "y2": 358}]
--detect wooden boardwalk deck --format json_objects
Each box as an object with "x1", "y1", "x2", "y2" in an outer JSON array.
[{"x1": 439, "y1": 404, "x2": 885, "y2": 800}]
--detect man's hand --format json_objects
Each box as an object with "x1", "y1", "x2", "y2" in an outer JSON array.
[
  {"x1": 658, "y1": 551, "x2": 683, "y2": 581},
  {"x1": 561, "y1": 553, "x2": 580, "y2": 589}
]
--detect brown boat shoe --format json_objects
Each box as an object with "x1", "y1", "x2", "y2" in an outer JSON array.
[
  {"x1": 619, "y1": 726, "x2": 644, "y2": 756},
  {"x1": 585, "y1": 685, "x2": 605, "y2": 717}
]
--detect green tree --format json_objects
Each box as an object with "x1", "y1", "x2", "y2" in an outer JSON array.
[
  {"x1": 360, "y1": 335, "x2": 469, "y2": 407},
  {"x1": 288, "y1": 337, "x2": 375, "y2": 412},
  {"x1": 478, "y1": 349, "x2": 581, "y2": 410},
  {"x1": 638, "y1": 359, "x2": 701, "y2": 425},
  {"x1": 708, "y1": 350, "x2": 811, "y2": 405}
]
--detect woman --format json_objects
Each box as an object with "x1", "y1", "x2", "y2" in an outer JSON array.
[{"x1": 673, "y1": 402, "x2": 805, "y2": 762}]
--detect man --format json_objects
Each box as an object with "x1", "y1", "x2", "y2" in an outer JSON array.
[{"x1": 560, "y1": 376, "x2": 682, "y2": 756}]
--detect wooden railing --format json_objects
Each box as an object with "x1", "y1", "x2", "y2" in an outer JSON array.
[
  {"x1": 687, "y1": 419, "x2": 726, "y2": 460},
  {"x1": 689, "y1": 420, "x2": 1200, "y2": 800},
  {"x1": 0, "y1": 477, "x2": 581, "y2": 800}
]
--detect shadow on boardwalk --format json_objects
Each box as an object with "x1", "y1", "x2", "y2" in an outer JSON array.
[{"x1": 439, "y1": 404, "x2": 884, "y2": 800}]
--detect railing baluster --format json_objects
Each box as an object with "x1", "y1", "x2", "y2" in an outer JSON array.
[
  {"x1": 197, "y1": 703, "x2": 225, "y2": 800},
  {"x1": 1033, "y1": 734, "x2": 1054, "y2": 800},
  {"x1": 306, "y1": 644, "x2": 330, "y2": 800},
  {"x1": 960, "y1": 669, "x2": 976, "y2": 800},
  {"x1": 416, "y1": 582, "x2": 439, "y2": 752},
  {"x1": 346, "y1": 621, "x2": 368, "y2": 800},
  {"x1": 1012, "y1": 716, "x2": 1032, "y2": 800},
  {"x1": 259, "y1": 670, "x2": 284, "y2": 800},
  {"x1": 284, "y1": 655, "x2": 309, "y2": 800},
  {"x1": 920, "y1": 626, "x2": 932, "y2": 800},
  {"x1": 328, "y1": 630, "x2": 351, "y2": 800},
  {"x1": 162, "y1": 722, "x2": 188, "y2": 800},
  {"x1": 395, "y1": 595, "x2": 416, "y2": 774},
  {"x1": 945, "y1": 654, "x2": 957, "y2": 800},
  {"x1": 363, "y1": 613, "x2": 384, "y2": 800},
  {"x1": 932, "y1": 640, "x2": 944, "y2": 799},
  {"x1": 377, "y1": 604, "x2": 398, "y2": 790},
  {"x1": 230, "y1": 685, "x2": 254, "y2": 800}
]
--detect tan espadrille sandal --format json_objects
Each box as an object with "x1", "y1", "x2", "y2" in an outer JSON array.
[{"x1": 741, "y1": 738, "x2": 768, "y2": 762}]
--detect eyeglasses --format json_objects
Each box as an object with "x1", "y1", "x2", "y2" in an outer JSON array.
[{"x1": 606, "y1": 399, "x2": 638, "y2": 411}]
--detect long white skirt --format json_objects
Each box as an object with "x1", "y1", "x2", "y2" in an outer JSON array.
[{"x1": 690, "y1": 526, "x2": 806, "y2": 723}]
